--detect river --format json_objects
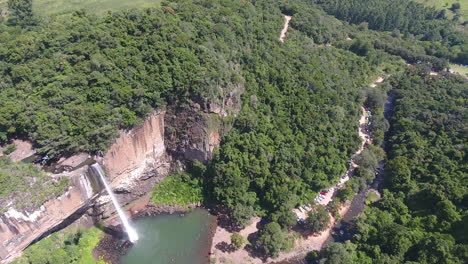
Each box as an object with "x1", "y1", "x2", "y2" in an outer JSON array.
[
  {"x1": 327, "y1": 90, "x2": 395, "y2": 244},
  {"x1": 120, "y1": 209, "x2": 215, "y2": 264}
]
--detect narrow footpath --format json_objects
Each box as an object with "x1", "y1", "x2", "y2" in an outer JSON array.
[
  {"x1": 279, "y1": 15, "x2": 292, "y2": 42},
  {"x1": 209, "y1": 77, "x2": 385, "y2": 264}
]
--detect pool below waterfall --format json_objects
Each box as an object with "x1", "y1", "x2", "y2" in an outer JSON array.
[{"x1": 120, "y1": 208, "x2": 215, "y2": 264}]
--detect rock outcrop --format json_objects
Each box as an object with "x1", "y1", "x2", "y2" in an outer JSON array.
[
  {"x1": 0, "y1": 168, "x2": 98, "y2": 261},
  {"x1": 165, "y1": 105, "x2": 222, "y2": 163},
  {"x1": 94, "y1": 110, "x2": 171, "y2": 219},
  {"x1": 0, "y1": 99, "x2": 238, "y2": 262},
  {"x1": 101, "y1": 110, "x2": 169, "y2": 187}
]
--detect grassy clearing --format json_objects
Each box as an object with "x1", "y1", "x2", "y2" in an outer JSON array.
[
  {"x1": 151, "y1": 173, "x2": 203, "y2": 207},
  {"x1": 415, "y1": 0, "x2": 468, "y2": 21},
  {"x1": 33, "y1": 0, "x2": 161, "y2": 16},
  {"x1": 449, "y1": 63, "x2": 468, "y2": 76},
  {"x1": 13, "y1": 227, "x2": 106, "y2": 264}
]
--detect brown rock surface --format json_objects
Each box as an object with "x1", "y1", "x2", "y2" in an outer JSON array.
[
  {"x1": 0, "y1": 171, "x2": 97, "y2": 262},
  {"x1": 102, "y1": 110, "x2": 169, "y2": 187}
]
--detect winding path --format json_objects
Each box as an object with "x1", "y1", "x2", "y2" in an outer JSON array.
[
  {"x1": 279, "y1": 15, "x2": 292, "y2": 42},
  {"x1": 210, "y1": 77, "x2": 385, "y2": 264}
]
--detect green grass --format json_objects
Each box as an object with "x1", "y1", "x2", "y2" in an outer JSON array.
[
  {"x1": 13, "y1": 227, "x2": 107, "y2": 264},
  {"x1": 415, "y1": 0, "x2": 468, "y2": 21},
  {"x1": 33, "y1": 0, "x2": 161, "y2": 16},
  {"x1": 151, "y1": 173, "x2": 203, "y2": 207},
  {"x1": 449, "y1": 63, "x2": 468, "y2": 76}
]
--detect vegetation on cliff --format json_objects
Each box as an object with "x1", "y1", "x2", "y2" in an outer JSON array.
[
  {"x1": 13, "y1": 227, "x2": 107, "y2": 264},
  {"x1": 0, "y1": 157, "x2": 68, "y2": 211}
]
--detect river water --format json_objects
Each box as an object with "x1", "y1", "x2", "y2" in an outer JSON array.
[{"x1": 120, "y1": 209, "x2": 214, "y2": 264}]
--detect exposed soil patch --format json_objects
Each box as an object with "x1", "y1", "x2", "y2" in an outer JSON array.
[
  {"x1": 2, "y1": 139, "x2": 35, "y2": 162},
  {"x1": 279, "y1": 15, "x2": 292, "y2": 42}
]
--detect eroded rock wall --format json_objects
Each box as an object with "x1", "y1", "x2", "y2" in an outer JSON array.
[
  {"x1": 94, "y1": 110, "x2": 172, "y2": 218},
  {"x1": 101, "y1": 110, "x2": 169, "y2": 187},
  {"x1": 0, "y1": 170, "x2": 97, "y2": 261},
  {"x1": 0, "y1": 102, "x2": 236, "y2": 262}
]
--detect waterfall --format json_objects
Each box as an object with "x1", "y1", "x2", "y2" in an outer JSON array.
[{"x1": 91, "y1": 163, "x2": 139, "y2": 243}]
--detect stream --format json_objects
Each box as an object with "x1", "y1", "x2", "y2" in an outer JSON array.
[{"x1": 327, "y1": 91, "x2": 395, "y2": 244}]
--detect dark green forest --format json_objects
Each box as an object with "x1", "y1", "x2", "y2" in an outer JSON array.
[
  {"x1": 319, "y1": 71, "x2": 468, "y2": 263},
  {"x1": 0, "y1": 0, "x2": 467, "y2": 262},
  {"x1": 314, "y1": 0, "x2": 468, "y2": 64}
]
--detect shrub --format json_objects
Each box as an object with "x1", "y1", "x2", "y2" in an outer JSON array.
[
  {"x1": 151, "y1": 173, "x2": 203, "y2": 206},
  {"x1": 231, "y1": 233, "x2": 246, "y2": 249},
  {"x1": 3, "y1": 144, "x2": 16, "y2": 155}
]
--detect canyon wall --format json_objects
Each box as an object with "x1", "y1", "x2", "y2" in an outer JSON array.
[
  {"x1": 94, "y1": 110, "x2": 171, "y2": 218},
  {"x1": 0, "y1": 105, "x2": 231, "y2": 262},
  {"x1": 0, "y1": 169, "x2": 98, "y2": 261}
]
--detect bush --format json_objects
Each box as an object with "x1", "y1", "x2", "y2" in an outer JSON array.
[
  {"x1": 13, "y1": 227, "x2": 107, "y2": 264},
  {"x1": 231, "y1": 233, "x2": 246, "y2": 249},
  {"x1": 151, "y1": 173, "x2": 203, "y2": 206},
  {"x1": 451, "y1": 3, "x2": 461, "y2": 11},
  {"x1": 306, "y1": 204, "x2": 331, "y2": 233},
  {"x1": 3, "y1": 144, "x2": 16, "y2": 155}
]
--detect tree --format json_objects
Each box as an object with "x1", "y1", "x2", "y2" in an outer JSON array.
[
  {"x1": 231, "y1": 233, "x2": 246, "y2": 250},
  {"x1": 320, "y1": 241, "x2": 358, "y2": 264},
  {"x1": 306, "y1": 204, "x2": 331, "y2": 233},
  {"x1": 257, "y1": 222, "x2": 292, "y2": 258},
  {"x1": 385, "y1": 156, "x2": 411, "y2": 189},
  {"x1": 450, "y1": 3, "x2": 461, "y2": 11},
  {"x1": 271, "y1": 206, "x2": 297, "y2": 229},
  {"x1": 350, "y1": 39, "x2": 372, "y2": 56},
  {"x1": 354, "y1": 147, "x2": 380, "y2": 171},
  {"x1": 8, "y1": 0, "x2": 34, "y2": 26},
  {"x1": 365, "y1": 89, "x2": 387, "y2": 110}
]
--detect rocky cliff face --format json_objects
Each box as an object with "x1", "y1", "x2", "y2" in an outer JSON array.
[
  {"x1": 0, "y1": 168, "x2": 98, "y2": 261},
  {"x1": 94, "y1": 110, "x2": 171, "y2": 219},
  {"x1": 101, "y1": 111, "x2": 169, "y2": 186},
  {"x1": 0, "y1": 100, "x2": 238, "y2": 262},
  {"x1": 165, "y1": 104, "x2": 222, "y2": 163}
]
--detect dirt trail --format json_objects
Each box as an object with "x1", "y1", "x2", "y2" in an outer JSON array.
[
  {"x1": 370, "y1": 76, "x2": 384, "y2": 88},
  {"x1": 279, "y1": 15, "x2": 292, "y2": 42},
  {"x1": 209, "y1": 77, "x2": 383, "y2": 263}
]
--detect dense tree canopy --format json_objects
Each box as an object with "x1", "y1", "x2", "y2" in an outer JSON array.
[
  {"x1": 315, "y1": 0, "x2": 468, "y2": 64},
  {"x1": 0, "y1": 0, "x2": 249, "y2": 157},
  {"x1": 0, "y1": 0, "x2": 466, "y2": 262},
  {"x1": 323, "y1": 71, "x2": 468, "y2": 263}
]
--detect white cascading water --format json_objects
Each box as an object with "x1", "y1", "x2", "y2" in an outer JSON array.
[{"x1": 91, "y1": 163, "x2": 139, "y2": 243}]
